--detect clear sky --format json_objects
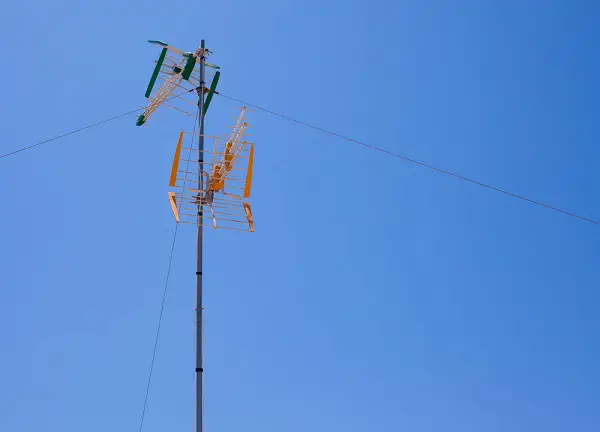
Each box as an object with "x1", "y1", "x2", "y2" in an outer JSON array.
[{"x1": 2, "y1": 1, "x2": 599, "y2": 431}]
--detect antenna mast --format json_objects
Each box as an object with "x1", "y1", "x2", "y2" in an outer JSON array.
[{"x1": 195, "y1": 39, "x2": 206, "y2": 432}]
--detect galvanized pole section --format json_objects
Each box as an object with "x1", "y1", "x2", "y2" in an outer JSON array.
[{"x1": 195, "y1": 39, "x2": 206, "y2": 432}]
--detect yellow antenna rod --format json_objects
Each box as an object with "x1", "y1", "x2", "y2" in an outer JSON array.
[
  {"x1": 244, "y1": 143, "x2": 254, "y2": 198},
  {"x1": 169, "y1": 132, "x2": 184, "y2": 187}
]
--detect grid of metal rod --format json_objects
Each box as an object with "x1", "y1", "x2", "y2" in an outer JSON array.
[{"x1": 168, "y1": 124, "x2": 254, "y2": 231}]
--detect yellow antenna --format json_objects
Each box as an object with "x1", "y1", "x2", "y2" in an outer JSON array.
[{"x1": 167, "y1": 107, "x2": 255, "y2": 232}]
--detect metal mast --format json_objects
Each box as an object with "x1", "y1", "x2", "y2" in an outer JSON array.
[{"x1": 195, "y1": 39, "x2": 206, "y2": 432}]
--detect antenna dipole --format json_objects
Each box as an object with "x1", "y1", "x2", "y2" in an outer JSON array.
[{"x1": 195, "y1": 39, "x2": 206, "y2": 432}]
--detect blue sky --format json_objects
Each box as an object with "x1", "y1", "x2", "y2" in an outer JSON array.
[{"x1": 2, "y1": 1, "x2": 599, "y2": 431}]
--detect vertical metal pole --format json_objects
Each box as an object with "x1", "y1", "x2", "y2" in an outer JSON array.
[{"x1": 195, "y1": 39, "x2": 206, "y2": 432}]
